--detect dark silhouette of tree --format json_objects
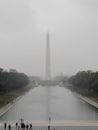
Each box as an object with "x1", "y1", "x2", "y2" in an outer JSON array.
[
  {"x1": 68, "y1": 70, "x2": 98, "y2": 93},
  {"x1": 0, "y1": 69, "x2": 29, "y2": 93}
]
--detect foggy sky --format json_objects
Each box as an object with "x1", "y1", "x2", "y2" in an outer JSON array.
[{"x1": 0, "y1": 0, "x2": 98, "y2": 77}]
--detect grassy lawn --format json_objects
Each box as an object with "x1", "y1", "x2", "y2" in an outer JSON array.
[
  {"x1": 0, "y1": 84, "x2": 33, "y2": 108},
  {"x1": 89, "y1": 97, "x2": 98, "y2": 103},
  {"x1": 63, "y1": 83, "x2": 98, "y2": 103}
]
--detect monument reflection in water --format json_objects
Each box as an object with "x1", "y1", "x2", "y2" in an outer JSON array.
[{"x1": 0, "y1": 86, "x2": 98, "y2": 122}]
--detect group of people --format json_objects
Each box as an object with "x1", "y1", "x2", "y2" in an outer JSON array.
[
  {"x1": 4, "y1": 123, "x2": 11, "y2": 130},
  {"x1": 4, "y1": 121, "x2": 33, "y2": 130},
  {"x1": 4, "y1": 123, "x2": 56, "y2": 130},
  {"x1": 16, "y1": 122, "x2": 32, "y2": 130},
  {"x1": 3, "y1": 117, "x2": 54, "y2": 130}
]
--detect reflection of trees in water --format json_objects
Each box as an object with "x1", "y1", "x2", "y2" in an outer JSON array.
[{"x1": 1, "y1": 86, "x2": 98, "y2": 121}]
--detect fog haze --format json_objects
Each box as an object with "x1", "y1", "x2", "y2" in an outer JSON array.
[{"x1": 0, "y1": 0, "x2": 98, "y2": 77}]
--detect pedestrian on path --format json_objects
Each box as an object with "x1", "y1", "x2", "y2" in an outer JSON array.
[
  {"x1": 16, "y1": 122, "x2": 18, "y2": 129},
  {"x1": 18, "y1": 125, "x2": 20, "y2": 130},
  {"x1": 8, "y1": 124, "x2": 11, "y2": 130},
  {"x1": 49, "y1": 117, "x2": 51, "y2": 123},
  {"x1": 21, "y1": 123, "x2": 25, "y2": 130},
  {"x1": 29, "y1": 124, "x2": 32, "y2": 130},
  {"x1": 26, "y1": 124, "x2": 29, "y2": 130},
  {"x1": 4, "y1": 122, "x2": 7, "y2": 130},
  {"x1": 48, "y1": 126, "x2": 50, "y2": 130}
]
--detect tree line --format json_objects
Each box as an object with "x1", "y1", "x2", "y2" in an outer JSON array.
[
  {"x1": 0, "y1": 68, "x2": 29, "y2": 93},
  {"x1": 68, "y1": 70, "x2": 98, "y2": 93}
]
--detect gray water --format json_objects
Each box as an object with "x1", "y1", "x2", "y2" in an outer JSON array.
[{"x1": 0, "y1": 86, "x2": 98, "y2": 121}]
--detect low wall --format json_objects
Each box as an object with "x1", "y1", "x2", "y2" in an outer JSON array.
[{"x1": 78, "y1": 95, "x2": 98, "y2": 109}]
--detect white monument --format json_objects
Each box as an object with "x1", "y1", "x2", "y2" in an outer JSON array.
[{"x1": 46, "y1": 32, "x2": 51, "y2": 80}]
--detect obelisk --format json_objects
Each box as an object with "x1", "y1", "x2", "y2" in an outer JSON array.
[{"x1": 46, "y1": 32, "x2": 51, "y2": 80}]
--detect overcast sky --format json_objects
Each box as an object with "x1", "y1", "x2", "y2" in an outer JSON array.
[{"x1": 0, "y1": 0, "x2": 98, "y2": 77}]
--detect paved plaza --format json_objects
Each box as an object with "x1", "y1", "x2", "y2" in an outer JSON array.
[
  {"x1": 0, "y1": 122, "x2": 98, "y2": 130},
  {"x1": 0, "y1": 126, "x2": 98, "y2": 130}
]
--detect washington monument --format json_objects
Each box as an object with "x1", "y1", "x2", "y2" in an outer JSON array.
[{"x1": 46, "y1": 32, "x2": 51, "y2": 80}]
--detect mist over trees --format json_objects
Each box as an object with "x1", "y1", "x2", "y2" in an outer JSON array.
[
  {"x1": 0, "y1": 68, "x2": 29, "y2": 93},
  {"x1": 68, "y1": 70, "x2": 98, "y2": 93}
]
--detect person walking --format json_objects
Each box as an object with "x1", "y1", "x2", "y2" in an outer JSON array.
[
  {"x1": 26, "y1": 124, "x2": 29, "y2": 130},
  {"x1": 29, "y1": 124, "x2": 32, "y2": 130},
  {"x1": 18, "y1": 125, "x2": 20, "y2": 130},
  {"x1": 49, "y1": 117, "x2": 51, "y2": 123},
  {"x1": 21, "y1": 123, "x2": 25, "y2": 130},
  {"x1": 16, "y1": 122, "x2": 18, "y2": 129},
  {"x1": 48, "y1": 126, "x2": 50, "y2": 130},
  {"x1": 8, "y1": 124, "x2": 11, "y2": 130},
  {"x1": 4, "y1": 122, "x2": 7, "y2": 130}
]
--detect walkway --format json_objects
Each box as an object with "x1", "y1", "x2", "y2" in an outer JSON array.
[
  {"x1": 0, "y1": 125, "x2": 98, "y2": 130},
  {"x1": 0, "y1": 122, "x2": 98, "y2": 130}
]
